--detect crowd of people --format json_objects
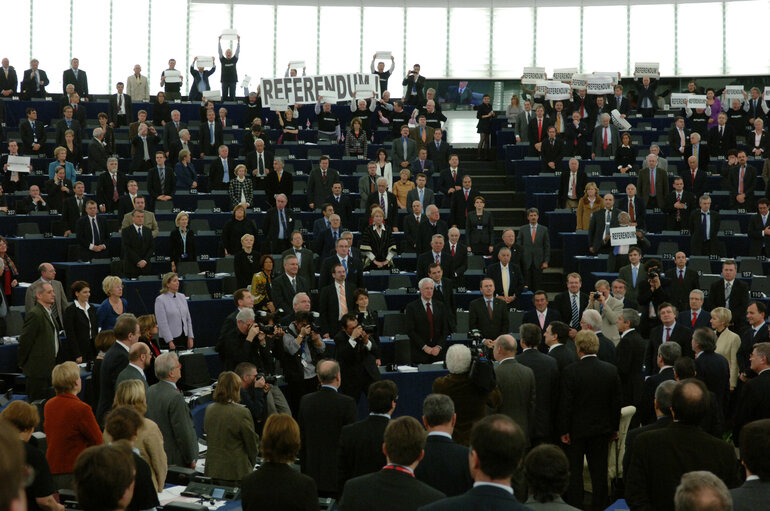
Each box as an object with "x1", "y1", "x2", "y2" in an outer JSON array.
[{"x1": 1, "y1": 50, "x2": 770, "y2": 511}]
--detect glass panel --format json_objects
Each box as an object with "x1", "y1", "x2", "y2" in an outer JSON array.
[
  {"x1": 276, "y1": 6, "x2": 318, "y2": 76},
  {"x1": 492, "y1": 8, "x2": 534, "y2": 77},
  {"x1": 0, "y1": 0, "x2": 31, "y2": 78},
  {"x1": 31, "y1": 0, "x2": 72, "y2": 95},
  {"x1": 71, "y1": 0, "x2": 110, "y2": 94},
  {"x1": 448, "y1": 8, "x2": 490, "y2": 78},
  {"x1": 362, "y1": 7, "x2": 405, "y2": 94},
  {"x1": 629, "y1": 4, "x2": 675, "y2": 76},
  {"x1": 405, "y1": 7, "x2": 447, "y2": 78},
  {"x1": 677, "y1": 3, "x2": 723, "y2": 76},
  {"x1": 319, "y1": 6, "x2": 362, "y2": 75},
  {"x1": 112, "y1": 0, "x2": 149, "y2": 93},
  {"x1": 535, "y1": 7, "x2": 580, "y2": 71},
  {"x1": 583, "y1": 5, "x2": 628, "y2": 75},
  {"x1": 233, "y1": 4, "x2": 275, "y2": 81},
  {"x1": 726, "y1": 0, "x2": 770, "y2": 75},
  {"x1": 150, "y1": 0, "x2": 189, "y2": 97},
  {"x1": 189, "y1": 3, "x2": 231, "y2": 89}
]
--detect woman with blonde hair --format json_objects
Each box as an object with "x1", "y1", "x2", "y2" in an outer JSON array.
[
  {"x1": 137, "y1": 314, "x2": 161, "y2": 384},
  {"x1": 710, "y1": 307, "x2": 741, "y2": 391},
  {"x1": 174, "y1": 148, "x2": 197, "y2": 189},
  {"x1": 105, "y1": 379, "x2": 168, "y2": 492},
  {"x1": 360, "y1": 207, "x2": 397, "y2": 269},
  {"x1": 154, "y1": 272, "x2": 194, "y2": 350},
  {"x1": 392, "y1": 168, "x2": 415, "y2": 209},
  {"x1": 234, "y1": 233, "x2": 261, "y2": 289},
  {"x1": 204, "y1": 371, "x2": 259, "y2": 483},
  {"x1": 229, "y1": 164, "x2": 253, "y2": 209},
  {"x1": 48, "y1": 145, "x2": 77, "y2": 181},
  {"x1": 96, "y1": 275, "x2": 126, "y2": 331},
  {"x1": 576, "y1": 182, "x2": 604, "y2": 230},
  {"x1": 169, "y1": 211, "x2": 196, "y2": 272}
]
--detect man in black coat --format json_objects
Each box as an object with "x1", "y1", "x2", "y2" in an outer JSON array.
[
  {"x1": 21, "y1": 60, "x2": 48, "y2": 98},
  {"x1": 730, "y1": 419, "x2": 770, "y2": 510},
  {"x1": 298, "y1": 360, "x2": 357, "y2": 498},
  {"x1": 0, "y1": 58, "x2": 18, "y2": 95},
  {"x1": 733, "y1": 342, "x2": 770, "y2": 444},
  {"x1": 707, "y1": 112, "x2": 737, "y2": 157},
  {"x1": 62, "y1": 58, "x2": 88, "y2": 97},
  {"x1": 678, "y1": 289, "x2": 711, "y2": 330},
  {"x1": 738, "y1": 301, "x2": 770, "y2": 380},
  {"x1": 637, "y1": 342, "x2": 680, "y2": 426},
  {"x1": 689, "y1": 195, "x2": 722, "y2": 256},
  {"x1": 146, "y1": 152, "x2": 176, "y2": 209},
  {"x1": 337, "y1": 380, "x2": 396, "y2": 491},
  {"x1": 748, "y1": 199, "x2": 770, "y2": 257},
  {"x1": 208, "y1": 145, "x2": 236, "y2": 191},
  {"x1": 557, "y1": 158, "x2": 587, "y2": 209},
  {"x1": 95, "y1": 159, "x2": 129, "y2": 214},
  {"x1": 692, "y1": 327, "x2": 731, "y2": 409},
  {"x1": 558, "y1": 330, "x2": 621, "y2": 511},
  {"x1": 445, "y1": 227, "x2": 468, "y2": 282},
  {"x1": 579, "y1": 309, "x2": 617, "y2": 365},
  {"x1": 62, "y1": 182, "x2": 87, "y2": 235},
  {"x1": 485, "y1": 247, "x2": 523, "y2": 309},
  {"x1": 540, "y1": 126, "x2": 565, "y2": 172},
  {"x1": 588, "y1": 194, "x2": 621, "y2": 255},
  {"x1": 522, "y1": 290, "x2": 562, "y2": 339},
  {"x1": 416, "y1": 234, "x2": 453, "y2": 280},
  {"x1": 199, "y1": 109, "x2": 224, "y2": 157},
  {"x1": 130, "y1": 125, "x2": 161, "y2": 173},
  {"x1": 623, "y1": 379, "x2": 676, "y2": 477},
  {"x1": 663, "y1": 176, "x2": 697, "y2": 231},
  {"x1": 468, "y1": 278, "x2": 509, "y2": 349},
  {"x1": 325, "y1": 183, "x2": 354, "y2": 230},
  {"x1": 647, "y1": 302, "x2": 693, "y2": 373},
  {"x1": 318, "y1": 264, "x2": 355, "y2": 338},
  {"x1": 402, "y1": 201, "x2": 426, "y2": 253},
  {"x1": 121, "y1": 211, "x2": 154, "y2": 278},
  {"x1": 416, "y1": 205, "x2": 449, "y2": 254},
  {"x1": 264, "y1": 159, "x2": 294, "y2": 208},
  {"x1": 415, "y1": 393, "x2": 473, "y2": 497},
  {"x1": 427, "y1": 264, "x2": 456, "y2": 332},
  {"x1": 552, "y1": 273, "x2": 589, "y2": 331},
  {"x1": 366, "y1": 177, "x2": 399, "y2": 231},
  {"x1": 19, "y1": 107, "x2": 47, "y2": 154},
  {"x1": 616, "y1": 308, "x2": 648, "y2": 408},
  {"x1": 87, "y1": 130, "x2": 109, "y2": 174},
  {"x1": 709, "y1": 259, "x2": 748, "y2": 333},
  {"x1": 340, "y1": 417, "x2": 446, "y2": 511},
  {"x1": 271, "y1": 254, "x2": 310, "y2": 317},
  {"x1": 438, "y1": 155, "x2": 466, "y2": 196},
  {"x1": 318, "y1": 238, "x2": 364, "y2": 290},
  {"x1": 544, "y1": 321, "x2": 579, "y2": 370},
  {"x1": 625, "y1": 379, "x2": 739, "y2": 511},
  {"x1": 75, "y1": 201, "x2": 108, "y2": 262},
  {"x1": 405, "y1": 279, "x2": 449, "y2": 364},
  {"x1": 96, "y1": 314, "x2": 139, "y2": 422},
  {"x1": 334, "y1": 313, "x2": 380, "y2": 403},
  {"x1": 108, "y1": 82, "x2": 133, "y2": 128},
  {"x1": 666, "y1": 251, "x2": 700, "y2": 313},
  {"x1": 447, "y1": 175, "x2": 478, "y2": 228},
  {"x1": 262, "y1": 193, "x2": 296, "y2": 254},
  {"x1": 427, "y1": 128, "x2": 450, "y2": 171},
  {"x1": 517, "y1": 325, "x2": 560, "y2": 445}
]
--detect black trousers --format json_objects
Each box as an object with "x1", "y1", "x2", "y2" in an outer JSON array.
[{"x1": 565, "y1": 434, "x2": 610, "y2": 511}]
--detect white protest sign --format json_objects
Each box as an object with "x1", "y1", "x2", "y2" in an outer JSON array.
[
  {"x1": 240, "y1": 75, "x2": 252, "y2": 89},
  {"x1": 587, "y1": 76, "x2": 614, "y2": 95},
  {"x1": 571, "y1": 74, "x2": 589, "y2": 90},
  {"x1": 611, "y1": 110, "x2": 632, "y2": 130},
  {"x1": 534, "y1": 80, "x2": 548, "y2": 97},
  {"x1": 202, "y1": 90, "x2": 221, "y2": 102},
  {"x1": 633, "y1": 62, "x2": 660, "y2": 78},
  {"x1": 765, "y1": 86, "x2": 770, "y2": 98},
  {"x1": 288, "y1": 61, "x2": 306, "y2": 71},
  {"x1": 270, "y1": 99, "x2": 289, "y2": 111},
  {"x1": 724, "y1": 85, "x2": 745, "y2": 101},
  {"x1": 220, "y1": 29, "x2": 238, "y2": 41},
  {"x1": 687, "y1": 95, "x2": 708, "y2": 109},
  {"x1": 593, "y1": 72, "x2": 619, "y2": 85},
  {"x1": 552, "y1": 68, "x2": 578, "y2": 81},
  {"x1": 163, "y1": 70, "x2": 182, "y2": 83},
  {"x1": 195, "y1": 56, "x2": 214, "y2": 68},
  {"x1": 546, "y1": 82, "x2": 571, "y2": 101},
  {"x1": 670, "y1": 93, "x2": 693, "y2": 108},
  {"x1": 610, "y1": 226, "x2": 637, "y2": 247},
  {"x1": 375, "y1": 51, "x2": 392, "y2": 60},
  {"x1": 261, "y1": 73, "x2": 380, "y2": 106},
  {"x1": 522, "y1": 67, "x2": 546, "y2": 84},
  {"x1": 7, "y1": 155, "x2": 30, "y2": 173}
]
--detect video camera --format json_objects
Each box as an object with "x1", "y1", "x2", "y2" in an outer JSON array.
[{"x1": 467, "y1": 329, "x2": 497, "y2": 393}]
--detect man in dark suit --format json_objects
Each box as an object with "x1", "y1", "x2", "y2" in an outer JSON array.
[
  {"x1": 438, "y1": 154, "x2": 466, "y2": 196},
  {"x1": 146, "y1": 152, "x2": 175, "y2": 209},
  {"x1": 689, "y1": 195, "x2": 721, "y2": 256},
  {"x1": 427, "y1": 128, "x2": 450, "y2": 171},
  {"x1": 580, "y1": 309, "x2": 617, "y2": 365},
  {"x1": 271, "y1": 255, "x2": 310, "y2": 317},
  {"x1": 638, "y1": 342, "x2": 680, "y2": 425},
  {"x1": 708, "y1": 112, "x2": 737, "y2": 157},
  {"x1": 558, "y1": 330, "x2": 621, "y2": 510},
  {"x1": 617, "y1": 183, "x2": 647, "y2": 231},
  {"x1": 406, "y1": 173, "x2": 436, "y2": 211},
  {"x1": 485, "y1": 247, "x2": 523, "y2": 309},
  {"x1": 616, "y1": 308, "x2": 648, "y2": 408},
  {"x1": 623, "y1": 379, "x2": 676, "y2": 477},
  {"x1": 540, "y1": 126, "x2": 564, "y2": 171},
  {"x1": 55, "y1": 106, "x2": 82, "y2": 146},
  {"x1": 609, "y1": 85, "x2": 630, "y2": 116},
  {"x1": 245, "y1": 139, "x2": 273, "y2": 181},
  {"x1": 552, "y1": 273, "x2": 589, "y2": 331},
  {"x1": 96, "y1": 314, "x2": 139, "y2": 422},
  {"x1": 418, "y1": 415, "x2": 530, "y2": 511},
  {"x1": 693, "y1": 327, "x2": 731, "y2": 409},
  {"x1": 749, "y1": 199, "x2": 770, "y2": 257},
  {"x1": 522, "y1": 290, "x2": 561, "y2": 339},
  {"x1": 282, "y1": 231, "x2": 315, "y2": 288},
  {"x1": 334, "y1": 313, "x2": 380, "y2": 403},
  {"x1": 306, "y1": 156, "x2": 339, "y2": 211},
  {"x1": 318, "y1": 238, "x2": 364, "y2": 290},
  {"x1": 62, "y1": 182, "x2": 87, "y2": 235},
  {"x1": 337, "y1": 380, "x2": 396, "y2": 490},
  {"x1": 264, "y1": 158, "x2": 294, "y2": 208},
  {"x1": 17, "y1": 282, "x2": 58, "y2": 401},
  {"x1": 684, "y1": 132, "x2": 710, "y2": 168},
  {"x1": 121, "y1": 211, "x2": 154, "y2": 278},
  {"x1": 87, "y1": 129, "x2": 109, "y2": 174},
  {"x1": 469, "y1": 278, "x2": 509, "y2": 350},
  {"x1": 75, "y1": 201, "x2": 108, "y2": 262},
  {"x1": 543, "y1": 321, "x2": 579, "y2": 370},
  {"x1": 492, "y1": 333, "x2": 536, "y2": 441},
  {"x1": 402, "y1": 201, "x2": 426, "y2": 253},
  {"x1": 20, "y1": 59, "x2": 48, "y2": 98},
  {"x1": 663, "y1": 176, "x2": 697, "y2": 231},
  {"x1": 738, "y1": 301, "x2": 770, "y2": 381},
  {"x1": 445, "y1": 228, "x2": 468, "y2": 283},
  {"x1": 207, "y1": 145, "x2": 235, "y2": 191},
  {"x1": 416, "y1": 234, "x2": 453, "y2": 280},
  {"x1": 115, "y1": 343, "x2": 150, "y2": 390},
  {"x1": 681, "y1": 154, "x2": 709, "y2": 200},
  {"x1": 729, "y1": 151, "x2": 757, "y2": 210},
  {"x1": 591, "y1": 114, "x2": 620, "y2": 158},
  {"x1": 95, "y1": 159, "x2": 129, "y2": 214},
  {"x1": 647, "y1": 302, "x2": 694, "y2": 373},
  {"x1": 527, "y1": 105, "x2": 552, "y2": 156},
  {"x1": 130, "y1": 124, "x2": 161, "y2": 173},
  {"x1": 668, "y1": 116, "x2": 690, "y2": 158},
  {"x1": 401, "y1": 65, "x2": 425, "y2": 105},
  {"x1": 415, "y1": 394, "x2": 473, "y2": 497},
  {"x1": 678, "y1": 289, "x2": 711, "y2": 330},
  {"x1": 411, "y1": 148, "x2": 434, "y2": 176},
  {"x1": 298, "y1": 360, "x2": 357, "y2": 498},
  {"x1": 199, "y1": 108, "x2": 224, "y2": 157},
  {"x1": 709, "y1": 259, "x2": 748, "y2": 333},
  {"x1": 0, "y1": 58, "x2": 18, "y2": 95},
  {"x1": 318, "y1": 263, "x2": 355, "y2": 337},
  {"x1": 588, "y1": 194, "x2": 621, "y2": 255},
  {"x1": 326, "y1": 183, "x2": 354, "y2": 230},
  {"x1": 666, "y1": 251, "x2": 700, "y2": 312},
  {"x1": 340, "y1": 416, "x2": 446, "y2": 511},
  {"x1": 19, "y1": 107, "x2": 47, "y2": 154},
  {"x1": 733, "y1": 342, "x2": 770, "y2": 444},
  {"x1": 62, "y1": 58, "x2": 88, "y2": 97},
  {"x1": 108, "y1": 82, "x2": 132, "y2": 128},
  {"x1": 516, "y1": 325, "x2": 560, "y2": 445},
  {"x1": 263, "y1": 193, "x2": 296, "y2": 254},
  {"x1": 417, "y1": 205, "x2": 449, "y2": 254},
  {"x1": 447, "y1": 175, "x2": 478, "y2": 228},
  {"x1": 316, "y1": 214, "x2": 344, "y2": 259},
  {"x1": 517, "y1": 208, "x2": 550, "y2": 291},
  {"x1": 625, "y1": 379, "x2": 739, "y2": 511},
  {"x1": 405, "y1": 279, "x2": 449, "y2": 364},
  {"x1": 557, "y1": 158, "x2": 587, "y2": 209},
  {"x1": 162, "y1": 110, "x2": 184, "y2": 153},
  {"x1": 366, "y1": 177, "x2": 398, "y2": 231},
  {"x1": 731, "y1": 419, "x2": 770, "y2": 509},
  {"x1": 427, "y1": 264, "x2": 456, "y2": 332}
]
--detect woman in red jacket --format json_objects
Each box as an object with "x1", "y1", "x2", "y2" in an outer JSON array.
[{"x1": 44, "y1": 361, "x2": 103, "y2": 490}]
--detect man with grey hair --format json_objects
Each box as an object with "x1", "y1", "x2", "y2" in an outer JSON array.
[
  {"x1": 623, "y1": 379, "x2": 677, "y2": 477},
  {"x1": 272, "y1": 254, "x2": 309, "y2": 314},
  {"x1": 162, "y1": 109, "x2": 184, "y2": 159},
  {"x1": 415, "y1": 393, "x2": 473, "y2": 496},
  {"x1": 96, "y1": 157, "x2": 127, "y2": 213},
  {"x1": 493, "y1": 334, "x2": 536, "y2": 443},
  {"x1": 587, "y1": 278, "x2": 623, "y2": 343},
  {"x1": 648, "y1": 302, "x2": 693, "y2": 374},
  {"x1": 591, "y1": 112, "x2": 619, "y2": 158},
  {"x1": 580, "y1": 309, "x2": 617, "y2": 364},
  {"x1": 366, "y1": 176, "x2": 398, "y2": 229},
  {"x1": 87, "y1": 126, "x2": 108, "y2": 173},
  {"x1": 146, "y1": 351, "x2": 199, "y2": 468},
  {"x1": 638, "y1": 341, "x2": 681, "y2": 425},
  {"x1": 121, "y1": 209, "x2": 154, "y2": 278},
  {"x1": 298, "y1": 359, "x2": 356, "y2": 497},
  {"x1": 641, "y1": 145, "x2": 669, "y2": 172},
  {"x1": 417, "y1": 233, "x2": 452, "y2": 280},
  {"x1": 674, "y1": 471, "x2": 732, "y2": 511},
  {"x1": 18, "y1": 280, "x2": 58, "y2": 400},
  {"x1": 264, "y1": 192, "x2": 295, "y2": 254},
  {"x1": 169, "y1": 128, "x2": 194, "y2": 167},
  {"x1": 96, "y1": 313, "x2": 140, "y2": 421},
  {"x1": 616, "y1": 308, "x2": 647, "y2": 407},
  {"x1": 406, "y1": 277, "x2": 449, "y2": 364},
  {"x1": 417, "y1": 204, "x2": 449, "y2": 254},
  {"x1": 678, "y1": 289, "x2": 710, "y2": 330},
  {"x1": 637, "y1": 153, "x2": 669, "y2": 210},
  {"x1": 433, "y1": 344, "x2": 501, "y2": 446}
]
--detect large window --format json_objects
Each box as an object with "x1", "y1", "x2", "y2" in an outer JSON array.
[
  {"x1": 319, "y1": 7, "x2": 362, "y2": 75},
  {"x1": 583, "y1": 6, "x2": 628, "y2": 75},
  {"x1": 0, "y1": 0, "x2": 31, "y2": 75},
  {"x1": 112, "y1": 0, "x2": 149, "y2": 87},
  {"x1": 491, "y1": 8, "x2": 534, "y2": 77},
  {"x1": 629, "y1": 4, "x2": 676, "y2": 77},
  {"x1": 448, "y1": 8, "x2": 491, "y2": 78},
  {"x1": 535, "y1": 7, "x2": 580, "y2": 71},
  {"x1": 726, "y1": 0, "x2": 770, "y2": 75},
  {"x1": 150, "y1": 0, "x2": 189, "y2": 95},
  {"x1": 405, "y1": 7, "x2": 448, "y2": 78},
  {"x1": 677, "y1": 3, "x2": 723, "y2": 76},
  {"x1": 275, "y1": 6, "x2": 318, "y2": 76},
  {"x1": 233, "y1": 4, "x2": 276, "y2": 82},
  {"x1": 361, "y1": 7, "x2": 405, "y2": 92},
  {"x1": 189, "y1": 2, "x2": 232, "y2": 88},
  {"x1": 32, "y1": 0, "x2": 72, "y2": 95},
  {"x1": 72, "y1": 1, "x2": 111, "y2": 95}
]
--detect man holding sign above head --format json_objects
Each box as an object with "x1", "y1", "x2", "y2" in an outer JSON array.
[
  {"x1": 635, "y1": 76, "x2": 658, "y2": 117},
  {"x1": 218, "y1": 34, "x2": 240, "y2": 101},
  {"x1": 160, "y1": 59, "x2": 182, "y2": 101},
  {"x1": 285, "y1": 62, "x2": 306, "y2": 77},
  {"x1": 371, "y1": 53, "x2": 394, "y2": 94},
  {"x1": 189, "y1": 56, "x2": 216, "y2": 102}
]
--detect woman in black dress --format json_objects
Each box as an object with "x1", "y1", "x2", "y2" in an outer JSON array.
[
  {"x1": 466, "y1": 196, "x2": 495, "y2": 255},
  {"x1": 234, "y1": 233, "x2": 261, "y2": 289},
  {"x1": 62, "y1": 280, "x2": 98, "y2": 363},
  {"x1": 222, "y1": 204, "x2": 258, "y2": 256},
  {"x1": 277, "y1": 108, "x2": 299, "y2": 143},
  {"x1": 152, "y1": 92, "x2": 172, "y2": 125},
  {"x1": 137, "y1": 314, "x2": 161, "y2": 385},
  {"x1": 615, "y1": 132, "x2": 636, "y2": 174},
  {"x1": 169, "y1": 211, "x2": 196, "y2": 273},
  {"x1": 476, "y1": 93, "x2": 495, "y2": 159}
]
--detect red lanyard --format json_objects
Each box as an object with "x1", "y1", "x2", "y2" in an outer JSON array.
[{"x1": 382, "y1": 465, "x2": 414, "y2": 477}]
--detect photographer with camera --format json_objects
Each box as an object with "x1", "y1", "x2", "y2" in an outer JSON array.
[
  {"x1": 637, "y1": 258, "x2": 671, "y2": 337},
  {"x1": 335, "y1": 313, "x2": 381, "y2": 402},
  {"x1": 234, "y1": 361, "x2": 267, "y2": 430},
  {"x1": 283, "y1": 310, "x2": 326, "y2": 415},
  {"x1": 587, "y1": 279, "x2": 624, "y2": 343}
]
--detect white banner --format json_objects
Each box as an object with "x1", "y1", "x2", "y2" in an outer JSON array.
[
  {"x1": 195, "y1": 56, "x2": 214, "y2": 68},
  {"x1": 546, "y1": 82, "x2": 571, "y2": 101},
  {"x1": 261, "y1": 73, "x2": 380, "y2": 107},
  {"x1": 587, "y1": 76, "x2": 614, "y2": 95},
  {"x1": 571, "y1": 74, "x2": 589, "y2": 90},
  {"x1": 611, "y1": 109, "x2": 631, "y2": 130},
  {"x1": 220, "y1": 29, "x2": 238, "y2": 41},
  {"x1": 240, "y1": 75, "x2": 252, "y2": 89},
  {"x1": 593, "y1": 72, "x2": 619, "y2": 85},
  {"x1": 552, "y1": 68, "x2": 578, "y2": 81},
  {"x1": 522, "y1": 67, "x2": 546, "y2": 84},
  {"x1": 687, "y1": 95, "x2": 708, "y2": 109},
  {"x1": 633, "y1": 62, "x2": 660, "y2": 78},
  {"x1": 610, "y1": 226, "x2": 637, "y2": 246},
  {"x1": 724, "y1": 85, "x2": 745, "y2": 101},
  {"x1": 670, "y1": 93, "x2": 693, "y2": 108},
  {"x1": 534, "y1": 80, "x2": 548, "y2": 97},
  {"x1": 374, "y1": 51, "x2": 392, "y2": 60},
  {"x1": 7, "y1": 155, "x2": 30, "y2": 173}
]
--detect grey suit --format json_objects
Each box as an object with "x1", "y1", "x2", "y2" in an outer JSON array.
[
  {"x1": 116, "y1": 363, "x2": 149, "y2": 391},
  {"x1": 592, "y1": 124, "x2": 620, "y2": 157},
  {"x1": 588, "y1": 295, "x2": 623, "y2": 343},
  {"x1": 516, "y1": 110, "x2": 534, "y2": 142},
  {"x1": 730, "y1": 479, "x2": 770, "y2": 511},
  {"x1": 406, "y1": 187, "x2": 435, "y2": 209},
  {"x1": 24, "y1": 278, "x2": 69, "y2": 322},
  {"x1": 306, "y1": 167, "x2": 340, "y2": 210},
  {"x1": 391, "y1": 136, "x2": 418, "y2": 169},
  {"x1": 145, "y1": 380, "x2": 199, "y2": 467},
  {"x1": 358, "y1": 174, "x2": 378, "y2": 209},
  {"x1": 494, "y1": 358, "x2": 536, "y2": 441}
]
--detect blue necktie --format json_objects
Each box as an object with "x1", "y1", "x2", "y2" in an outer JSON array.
[
  {"x1": 209, "y1": 123, "x2": 215, "y2": 145},
  {"x1": 632, "y1": 266, "x2": 638, "y2": 287},
  {"x1": 702, "y1": 213, "x2": 709, "y2": 241},
  {"x1": 341, "y1": 258, "x2": 348, "y2": 275},
  {"x1": 223, "y1": 159, "x2": 229, "y2": 183}
]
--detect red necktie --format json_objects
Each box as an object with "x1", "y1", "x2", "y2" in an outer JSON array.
[
  {"x1": 464, "y1": 189, "x2": 468, "y2": 200},
  {"x1": 650, "y1": 169, "x2": 655, "y2": 192},
  {"x1": 739, "y1": 167, "x2": 745, "y2": 194},
  {"x1": 666, "y1": 327, "x2": 671, "y2": 342},
  {"x1": 435, "y1": 254, "x2": 440, "y2": 264},
  {"x1": 691, "y1": 170, "x2": 696, "y2": 186},
  {"x1": 426, "y1": 302, "x2": 434, "y2": 340},
  {"x1": 691, "y1": 312, "x2": 697, "y2": 327},
  {"x1": 678, "y1": 270, "x2": 684, "y2": 283},
  {"x1": 602, "y1": 128, "x2": 608, "y2": 150},
  {"x1": 538, "y1": 119, "x2": 543, "y2": 141},
  {"x1": 222, "y1": 119, "x2": 226, "y2": 128},
  {"x1": 580, "y1": 103, "x2": 585, "y2": 118},
  {"x1": 112, "y1": 174, "x2": 119, "y2": 202},
  {"x1": 487, "y1": 300, "x2": 493, "y2": 320},
  {"x1": 451, "y1": 244, "x2": 455, "y2": 256},
  {"x1": 629, "y1": 200, "x2": 635, "y2": 223},
  {"x1": 531, "y1": 226, "x2": 536, "y2": 243}
]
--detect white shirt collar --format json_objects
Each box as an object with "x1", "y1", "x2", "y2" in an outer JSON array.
[
  {"x1": 427, "y1": 431, "x2": 452, "y2": 440},
  {"x1": 74, "y1": 301, "x2": 90, "y2": 312},
  {"x1": 499, "y1": 356, "x2": 516, "y2": 363},
  {"x1": 128, "y1": 363, "x2": 145, "y2": 376},
  {"x1": 620, "y1": 328, "x2": 635, "y2": 338},
  {"x1": 473, "y1": 482, "x2": 513, "y2": 495}
]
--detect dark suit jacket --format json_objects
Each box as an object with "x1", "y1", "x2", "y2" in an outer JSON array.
[
  {"x1": 62, "y1": 68, "x2": 88, "y2": 96},
  {"x1": 318, "y1": 282, "x2": 355, "y2": 336},
  {"x1": 689, "y1": 209, "x2": 721, "y2": 255},
  {"x1": 43, "y1": 178, "x2": 73, "y2": 213},
  {"x1": 366, "y1": 191, "x2": 399, "y2": 230},
  {"x1": 625, "y1": 423, "x2": 739, "y2": 511},
  {"x1": 96, "y1": 342, "x2": 129, "y2": 421},
  {"x1": 596, "y1": 332, "x2": 617, "y2": 365},
  {"x1": 708, "y1": 124, "x2": 737, "y2": 157},
  {"x1": 147, "y1": 166, "x2": 176, "y2": 200},
  {"x1": 208, "y1": 157, "x2": 236, "y2": 191},
  {"x1": 419, "y1": 484, "x2": 528, "y2": 511},
  {"x1": 448, "y1": 188, "x2": 479, "y2": 228},
  {"x1": 517, "y1": 348, "x2": 559, "y2": 441},
  {"x1": 391, "y1": 137, "x2": 418, "y2": 169},
  {"x1": 669, "y1": 126, "x2": 690, "y2": 154},
  {"x1": 728, "y1": 165, "x2": 758, "y2": 209},
  {"x1": 663, "y1": 190, "x2": 697, "y2": 230},
  {"x1": 678, "y1": 309, "x2": 711, "y2": 330},
  {"x1": 527, "y1": 116, "x2": 553, "y2": 150},
  {"x1": 54, "y1": 119, "x2": 82, "y2": 146},
  {"x1": 241, "y1": 462, "x2": 318, "y2": 511},
  {"x1": 592, "y1": 124, "x2": 620, "y2": 157},
  {"x1": 552, "y1": 291, "x2": 589, "y2": 329},
  {"x1": 516, "y1": 224, "x2": 550, "y2": 270},
  {"x1": 19, "y1": 119, "x2": 47, "y2": 153},
  {"x1": 108, "y1": 93, "x2": 133, "y2": 125},
  {"x1": 468, "y1": 297, "x2": 509, "y2": 341},
  {"x1": 485, "y1": 263, "x2": 523, "y2": 303},
  {"x1": 264, "y1": 170, "x2": 294, "y2": 206},
  {"x1": 245, "y1": 150, "x2": 274, "y2": 178},
  {"x1": 617, "y1": 196, "x2": 647, "y2": 230},
  {"x1": 342, "y1": 468, "x2": 445, "y2": 511},
  {"x1": 558, "y1": 356, "x2": 621, "y2": 439},
  {"x1": 199, "y1": 121, "x2": 224, "y2": 156},
  {"x1": 616, "y1": 329, "x2": 648, "y2": 407},
  {"x1": 21, "y1": 68, "x2": 48, "y2": 96},
  {"x1": 588, "y1": 207, "x2": 621, "y2": 253},
  {"x1": 609, "y1": 94, "x2": 630, "y2": 116},
  {"x1": 666, "y1": 268, "x2": 700, "y2": 312},
  {"x1": 414, "y1": 434, "x2": 472, "y2": 497},
  {"x1": 145, "y1": 381, "x2": 198, "y2": 466},
  {"x1": 695, "y1": 351, "x2": 731, "y2": 407},
  {"x1": 540, "y1": 137, "x2": 564, "y2": 170},
  {"x1": 680, "y1": 167, "x2": 709, "y2": 198},
  {"x1": 405, "y1": 298, "x2": 449, "y2": 364},
  {"x1": 438, "y1": 168, "x2": 466, "y2": 195},
  {"x1": 87, "y1": 139, "x2": 108, "y2": 174},
  {"x1": 18, "y1": 304, "x2": 57, "y2": 382},
  {"x1": 271, "y1": 273, "x2": 309, "y2": 316},
  {"x1": 95, "y1": 171, "x2": 128, "y2": 212},
  {"x1": 334, "y1": 328, "x2": 380, "y2": 401},
  {"x1": 325, "y1": 194, "x2": 354, "y2": 229},
  {"x1": 738, "y1": 323, "x2": 770, "y2": 377},
  {"x1": 646, "y1": 323, "x2": 694, "y2": 373},
  {"x1": 622, "y1": 416, "x2": 673, "y2": 478},
  {"x1": 426, "y1": 140, "x2": 450, "y2": 171},
  {"x1": 0, "y1": 66, "x2": 18, "y2": 93},
  {"x1": 416, "y1": 250, "x2": 454, "y2": 281},
  {"x1": 121, "y1": 225, "x2": 154, "y2": 278},
  {"x1": 748, "y1": 213, "x2": 770, "y2": 256},
  {"x1": 129, "y1": 135, "x2": 161, "y2": 172},
  {"x1": 318, "y1": 255, "x2": 364, "y2": 290},
  {"x1": 521, "y1": 308, "x2": 562, "y2": 337},
  {"x1": 338, "y1": 415, "x2": 389, "y2": 490},
  {"x1": 708, "y1": 278, "x2": 748, "y2": 332},
  {"x1": 75, "y1": 215, "x2": 109, "y2": 261},
  {"x1": 548, "y1": 343, "x2": 579, "y2": 371},
  {"x1": 61, "y1": 195, "x2": 87, "y2": 233},
  {"x1": 402, "y1": 214, "x2": 425, "y2": 252},
  {"x1": 298, "y1": 387, "x2": 357, "y2": 493},
  {"x1": 417, "y1": 221, "x2": 449, "y2": 254},
  {"x1": 557, "y1": 170, "x2": 588, "y2": 208},
  {"x1": 730, "y1": 479, "x2": 770, "y2": 511},
  {"x1": 637, "y1": 367, "x2": 676, "y2": 426},
  {"x1": 733, "y1": 370, "x2": 770, "y2": 444},
  {"x1": 446, "y1": 242, "x2": 468, "y2": 280}
]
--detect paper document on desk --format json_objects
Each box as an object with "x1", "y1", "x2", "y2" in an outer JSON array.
[{"x1": 397, "y1": 365, "x2": 418, "y2": 373}]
